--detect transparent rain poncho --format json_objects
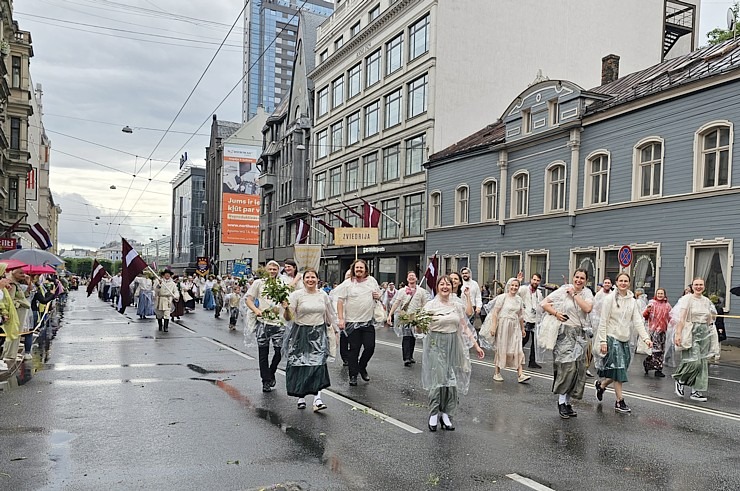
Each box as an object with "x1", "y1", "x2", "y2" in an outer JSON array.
[
  {"x1": 421, "y1": 296, "x2": 478, "y2": 395},
  {"x1": 479, "y1": 279, "x2": 524, "y2": 365},
  {"x1": 593, "y1": 291, "x2": 649, "y2": 372},
  {"x1": 281, "y1": 289, "x2": 338, "y2": 365},
  {"x1": 242, "y1": 278, "x2": 285, "y2": 348},
  {"x1": 664, "y1": 294, "x2": 718, "y2": 368},
  {"x1": 540, "y1": 285, "x2": 594, "y2": 364},
  {"x1": 390, "y1": 287, "x2": 431, "y2": 338},
  {"x1": 332, "y1": 276, "x2": 381, "y2": 336}
]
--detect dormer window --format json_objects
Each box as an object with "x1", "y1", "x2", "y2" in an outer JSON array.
[
  {"x1": 522, "y1": 108, "x2": 532, "y2": 134},
  {"x1": 549, "y1": 100, "x2": 560, "y2": 126}
]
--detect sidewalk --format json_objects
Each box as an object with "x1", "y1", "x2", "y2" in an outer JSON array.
[{"x1": 717, "y1": 337, "x2": 740, "y2": 367}]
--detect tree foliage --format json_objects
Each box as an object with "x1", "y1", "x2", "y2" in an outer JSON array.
[{"x1": 707, "y1": 2, "x2": 740, "y2": 46}]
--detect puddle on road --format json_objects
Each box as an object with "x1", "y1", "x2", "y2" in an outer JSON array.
[
  {"x1": 38, "y1": 430, "x2": 77, "y2": 491},
  {"x1": 186, "y1": 363, "x2": 252, "y2": 375},
  {"x1": 194, "y1": 377, "x2": 341, "y2": 474}
]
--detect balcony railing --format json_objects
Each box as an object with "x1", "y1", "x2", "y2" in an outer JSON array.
[{"x1": 257, "y1": 172, "x2": 276, "y2": 189}]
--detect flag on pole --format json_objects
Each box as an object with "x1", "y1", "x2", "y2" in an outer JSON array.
[
  {"x1": 2, "y1": 214, "x2": 26, "y2": 238},
  {"x1": 322, "y1": 205, "x2": 353, "y2": 227},
  {"x1": 362, "y1": 202, "x2": 381, "y2": 228},
  {"x1": 86, "y1": 259, "x2": 107, "y2": 297},
  {"x1": 120, "y1": 238, "x2": 148, "y2": 313},
  {"x1": 424, "y1": 255, "x2": 439, "y2": 295},
  {"x1": 310, "y1": 215, "x2": 335, "y2": 235},
  {"x1": 28, "y1": 222, "x2": 53, "y2": 249},
  {"x1": 295, "y1": 218, "x2": 310, "y2": 244}
]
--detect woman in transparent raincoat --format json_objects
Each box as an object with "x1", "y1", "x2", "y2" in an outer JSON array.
[
  {"x1": 594, "y1": 273, "x2": 652, "y2": 414},
  {"x1": 479, "y1": 278, "x2": 530, "y2": 384},
  {"x1": 282, "y1": 268, "x2": 337, "y2": 412},
  {"x1": 540, "y1": 269, "x2": 594, "y2": 419},
  {"x1": 387, "y1": 271, "x2": 430, "y2": 367},
  {"x1": 422, "y1": 275, "x2": 485, "y2": 432},
  {"x1": 671, "y1": 277, "x2": 718, "y2": 402},
  {"x1": 642, "y1": 287, "x2": 671, "y2": 377}
]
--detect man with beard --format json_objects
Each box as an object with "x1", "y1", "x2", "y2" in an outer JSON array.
[{"x1": 518, "y1": 272, "x2": 544, "y2": 369}]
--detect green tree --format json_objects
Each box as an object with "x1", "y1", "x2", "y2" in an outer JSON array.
[
  {"x1": 707, "y1": 2, "x2": 740, "y2": 45},
  {"x1": 99, "y1": 259, "x2": 114, "y2": 274}
]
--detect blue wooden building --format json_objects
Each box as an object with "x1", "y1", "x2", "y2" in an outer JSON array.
[{"x1": 425, "y1": 41, "x2": 740, "y2": 337}]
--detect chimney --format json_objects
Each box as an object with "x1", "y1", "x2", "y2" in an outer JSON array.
[{"x1": 601, "y1": 54, "x2": 620, "y2": 85}]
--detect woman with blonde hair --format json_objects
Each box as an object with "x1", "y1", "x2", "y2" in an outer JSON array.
[{"x1": 481, "y1": 277, "x2": 530, "y2": 383}]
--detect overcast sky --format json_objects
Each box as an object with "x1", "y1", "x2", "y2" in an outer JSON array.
[{"x1": 18, "y1": 0, "x2": 736, "y2": 251}]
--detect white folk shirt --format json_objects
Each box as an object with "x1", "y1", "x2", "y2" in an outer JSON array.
[
  {"x1": 462, "y1": 279, "x2": 482, "y2": 310},
  {"x1": 335, "y1": 276, "x2": 380, "y2": 323},
  {"x1": 518, "y1": 284, "x2": 543, "y2": 324},
  {"x1": 392, "y1": 286, "x2": 430, "y2": 314},
  {"x1": 247, "y1": 277, "x2": 283, "y2": 326},
  {"x1": 111, "y1": 275, "x2": 122, "y2": 288}
]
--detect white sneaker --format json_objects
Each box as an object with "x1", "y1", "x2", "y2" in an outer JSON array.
[
  {"x1": 23, "y1": 353, "x2": 32, "y2": 360},
  {"x1": 0, "y1": 361, "x2": 8, "y2": 371}
]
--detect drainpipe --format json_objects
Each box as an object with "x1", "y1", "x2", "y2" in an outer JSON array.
[
  {"x1": 497, "y1": 149, "x2": 508, "y2": 235},
  {"x1": 567, "y1": 128, "x2": 581, "y2": 227}
]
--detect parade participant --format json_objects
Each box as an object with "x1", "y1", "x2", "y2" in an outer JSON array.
[
  {"x1": 171, "y1": 276, "x2": 186, "y2": 321},
  {"x1": 381, "y1": 282, "x2": 397, "y2": 314},
  {"x1": 212, "y1": 277, "x2": 224, "y2": 319},
  {"x1": 109, "y1": 272, "x2": 122, "y2": 306},
  {"x1": 423, "y1": 275, "x2": 484, "y2": 432},
  {"x1": 3, "y1": 267, "x2": 30, "y2": 362},
  {"x1": 283, "y1": 268, "x2": 336, "y2": 411},
  {"x1": 280, "y1": 259, "x2": 303, "y2": 290},
  {"x1": 387, "y1": 271, "x2": 430, "y2": 366},
  {"x1": 588, "y1": 278, "x2": 613, "y2": 377},
  {"x1": 672, "y1": 277, "x2": 717, "y2": 403},
  {"x1": 518, "y1": 272, "x2": 543, "y2": 369},
  {"x1": 460, "y1": 267, "x2": 483, "y2": 321},
  {"x1": 712, "y1": 295, "x2": 727, "y2": 362},
  {"x1": 203, "y1": 275, "x2": 216, "y2": 310},
  {"x1": 135, "y1": 273, "x2": 154, "y2": 320},
  {"x1": 449, "y1": 272, "x2": 464, "y2": 298},
  {"x1": 246, "y1": 261, "x2": 286, "y2": 393},
  {"x1": 335, "y1": 259, "x2": 381, "y2": 386},
  {"x1": 182, "y1": 276, "x2": 196, "y2": 312},
  {"x1": 642, "y1": 288, "x2": 671, "y2": 377},
  {"x1": 27, "y1": 275, "x2": 54, "y2": 359},
  {"x1": 482, "y1": 278, "x2": 531, "y2": 383},
  {"x1": 154, "y1": 269, "x2": 179, "y2": 332},
  {"x1": 227, "y1": 284, "x2": 241, "y2": 331},
  {"x1": 594, "y1": 273, "x2": 652, "y2": 413},
  {"x1": 541, "y1": 269, "x2": 594, "y2": 419}
]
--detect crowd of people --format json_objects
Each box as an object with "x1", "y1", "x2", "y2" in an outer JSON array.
[
  {"x1": 89, "y1": 260, "x2": 728, "y2": 430},
  {"x1": 0, "y1": 264, "x2": 68, "y2": 373}
]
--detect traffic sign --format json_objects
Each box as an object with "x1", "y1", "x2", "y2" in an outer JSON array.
[{"x1": 618, "y1": 245, "x2": 633, "y2": 268}]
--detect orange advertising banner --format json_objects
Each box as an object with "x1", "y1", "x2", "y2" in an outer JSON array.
[{"x1": 221, "y1": 193, "x2": 260, "y2": 244}]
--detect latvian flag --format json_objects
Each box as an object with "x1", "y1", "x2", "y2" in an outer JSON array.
[
  {"x1": 28, "y1": 222, "x2": 53, "y2": 250},
  {"x1": 119, "y1": 238, "x2": 148, "y2": 313},
  {"x1": 295, "y1": 218, "x2": 310, "y2": 244},
  {"x1": 362, "y1": 202, "x2": 381, "y2": 228},
  {"x1": 424, "y1": 254, "x2": 439, "y2": 295},
  {"x1": 86, "y1": 259, "x2": 107, "y2": 297}
]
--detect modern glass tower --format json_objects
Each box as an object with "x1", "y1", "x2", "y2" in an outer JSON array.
[{"x1": 242, "y1": 0, "x2": 333, "y2": 122}]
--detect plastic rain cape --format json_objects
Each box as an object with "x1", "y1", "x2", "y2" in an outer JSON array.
[
  {"x1": 0, "y1": 288, "x2": 20, "y2": 341},
  {"x1": 242, "y1": 279, "x2": 285, "y2": 348},
  {"x1": 593, "y1": 291, "x2": 643, "y2": 371},
  {"x1": 539, "y1": 284, "x2": 594, "y2": 364},
  {"x1": 664, "y1": 294, "x2": 718, "y2": 367},
  {"x1": 281, "y1": 291, "x2": 339, "y2": 364},
  {"x1": 390, "y1": 287, "x2": 431, "y2": 338},
  {"x1": 479, "y1": 281, "x2": 523, "y2": 355},
  {"x1": 420, "y1": 296, "x2": 478, "y2": 395}
]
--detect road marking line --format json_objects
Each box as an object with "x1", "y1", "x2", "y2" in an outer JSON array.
[
  {"x1": 271, "y1": 366, "x2": 423, "y2": 434},
  {"x1": 52, "y1": 363, "x2": 161, "y2": 371},
  {"x1": 175, "y1": 322, "x2": 196, "y2": 333},
  {"x1": 201, "y1": 337, "x2": 255, "y2": 360},
  {"x1": 506, "y1": 473, "x2": 554, "y2": 491},
  {"x1": 375, "y1": 339, "x2": 740, "y2": 422},
  {"x1": 709, "y1": 375, "x2": 740, "y2": 384},
  {"x1": 53, "y1": 378, "x2": 163, "y2": 386}
]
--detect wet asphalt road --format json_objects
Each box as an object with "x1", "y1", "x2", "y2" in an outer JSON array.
[{"x1": 3, "y1": 291, "x2": 740, "y2": 491}]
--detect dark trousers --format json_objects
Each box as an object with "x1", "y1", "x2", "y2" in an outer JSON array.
[
  {"x1": 340, "y1": 332, "x2": 350, "y2": 362},
  {"x1": 402, "y1": 336, "x2": 416, "y2": 361},
  {"x1": 258, "y1": 345, "x2": 282, "y2": 384},
  {"x1": 348, "y1": 324, "x2": 375, "y2": 377},
  {"x1": 522, "y1": 323, "x2": 537, "y2": 364}
]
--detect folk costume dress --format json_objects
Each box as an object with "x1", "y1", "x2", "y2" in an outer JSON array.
[
  {"x1": 135, "y1": 277, "x2": 155, "y2": 319},
  {"x1": 203, "y1": 279, "x2": 216, "y2": 310},
  {"x1": 283, "y1": 289, "x2": 336, "y2": 397},
  {"x1": 481, "y1": 288, "x2": 526, "y2": 371}
]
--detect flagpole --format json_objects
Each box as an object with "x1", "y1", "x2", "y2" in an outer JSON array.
[
  {"x1": 334, "y1": 197, "x2": 364, "y2": 218},
  {"x1": 353, "y1": 193, "x2": 401, "y2": 226}
]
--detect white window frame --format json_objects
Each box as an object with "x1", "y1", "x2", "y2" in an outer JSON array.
[
  {"x1": 510, "y1": 170, "x2": 529, "y2": 218},
  {"x1": 544, "y1": 161, "x2": 567, "y2": 213},
  {"x1": 525, "y1": 249, "x2": 550, "y2": 283},
  {"x1": 316, "y1": 129, "x2": 328, "y2": 159},
  {"x1": 317, "y1": 86, "x2": 329, "y2": 117},
  {"x1": 455, "y1": 184, "x2": 469, "y2": 225},
  {"x1": 632, "y1": 136, "x2": 665, "y2": 200},
  {"x1": 583, "y1": 150, "x2": 611, "y2": 207},
  {"x1": 332, "y1": 76, "x2": 344, "y2": 108},
  {"x1": 385, "y1": 33, "x2": 404, "y2": 75},
  {"x1": 685, "y1": 238, "x2": 734, "y2": 310},
  {"x1": 347, "y1": 111, "x2": 360, "y2": 146},
  {"x1": 348, "y1": 63, "x2": 362, "y2": 99},
  {"x1": 330, "y1": 121, "x2": 343, "y2": 153},
  {"x1": 500, "y1": 252, "x2": 522, "y2": 281},
  {"x1": 569, "y1": 247, "x2": 600, "y2": 289},
  {"x1": 693, "y1": 120, "x2": 734, "y2": 192},
  {"x1": 477, "y1": 253, "x2": 497, "y2": 289},
  {"x1": 364, "y1": 100, "x2": 380, "y2": 137},
  {"x1": 429, "y1": 189, "x2": 441, "y2": 228},
  {"x1": 480, "y1": 178, "x2": 497, "y2": 222}
]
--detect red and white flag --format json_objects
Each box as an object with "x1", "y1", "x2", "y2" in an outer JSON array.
[
  {"x1": 86, "y1": 259, "x2": 107, "y2": 297},
  {"x1": 295, "y1": 219, "x2": 310, "y2": 244},
  {"x1": 424, "y1": 255, "x2": 439, "y2": 295},
  {"x1": 362, "y1": 202, "x2": 381, "y2": 228},
  {"x1": 119, "y1": 238, "x2": 148, "y2": 312},
  {"x1": 28, "y1": 222, "x2": 53, "y2": 249}
]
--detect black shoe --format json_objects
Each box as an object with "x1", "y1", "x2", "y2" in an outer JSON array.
[
  {"x1": 615, "y1": 399, "x2": 631, "y2": 413},
  {"x1": 595, "y1": 380, "x2": 605, "y2": 402},
  {"x1": 269, "y1": 378, "x2": 276, "y2": 388},
  {"x1": 262, "y1": 383, "x2": 272, "y2": 393},
  {"x1": 440, "y1": 418, "x2": 455, "y2": 431},
  {"x1": 342, "y1": 360, "x2": 349, "y2": 367},
  {"x1": 359, "y1": 369, "x2": 370, "y2": 382},
  {"x1": 655, "y1": 370, "x2": 666, "y2": 378},
  {"x1": 404, "y1": 360, "x2": 412, "y2": 367},
  {"x1": 349, "y1": 376, "x2": 358, "y2": 386},
  {"x1": 643, "y1": 358, "x2": 650, "y2": 375},
  {"x1": 428, "y1": 417, "x2": 438, "y2": 432},
  {"x1": 565, "y1": 404, "x2": 577, "y2": 417},
  {"x1": 528, "y1": 361, "x2": 542, "y2": 369},
  {"x1": 558, "y1": 403, "x2": 570, "y2": 419},
  {"x1": 409, "y1": 358, "x2": 416, "y2": 364}
]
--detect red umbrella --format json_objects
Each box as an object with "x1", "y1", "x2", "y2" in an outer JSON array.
[
  {"x1": 22, "y1": 264, "x2": 57, "y2": 275},
  {"x1": 0, "y1": 258, "x2": 26, "y2": 270}
]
